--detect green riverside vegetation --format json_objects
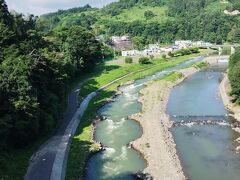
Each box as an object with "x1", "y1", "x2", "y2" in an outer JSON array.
[
  {"x1": 229, "y1": 47, "x2": 240, "y2": 104},
  {"x1": 0, "y1": 0, "x2": 111, "y2": 178},
  {"x1": 66, "y1": 49, "x2": 212, "y2": 179}
]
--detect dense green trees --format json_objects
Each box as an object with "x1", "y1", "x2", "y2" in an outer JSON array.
[
  {"x1": 36, "y1": 0, "x2": 240, "y2": 48},
  {"x1": 228, "y1": 0, "x2": 240, "y2": 11},
  {"x1": 144, "y1": 10, "x2": 155, "y2": 19},
  {"x1": 227, "y1": 26, "x2": 240, "y2": 43},
  {"x1": 0, "y1": 0, "x2": 105, "y2": 149},
  {"x1": 37, "y1": 5, "x2": 94, "y2": 32},
  {"x1": 229, "y1": 48, "x2": 240, "y2": 104},
  {"x1": 64, "y1": 26, "x2": 102, "y2": 71}
]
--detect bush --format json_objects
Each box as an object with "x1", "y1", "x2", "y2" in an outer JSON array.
[
  {"x1": 181, "y1": 49, "x2": 191, "y2": 55},
  {"x1": 125, "y1": 57, "x2": 133, "y2": 64},
  {"x1": 175, "y1": 48, "x2": 196, "y2": 56},
  {"x1": 189, "y1": 47, "x2": 200, "y2": 54},
  {"x1": 150, "y1": 55, "x2": 154, "y2": 60},
  {"x1": 168, "y1": 51, "x2": 174, "y2": 57},
  {"x1": 144, "y1": 10, "x2": 155, "y2": 19},
  {"x1": 139, "y1": 57, "x2": 150, "y2": 65},
  {"x1": 162, "y1": 54, "x2": 167, "y2": 59}
]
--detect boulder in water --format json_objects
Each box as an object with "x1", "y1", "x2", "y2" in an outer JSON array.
[
  {"x1": 235, "y1": 137, "x2": 240, "y2": 143},
  {"x1": 135, "y1": 172, "x2": 153, "y2": 180}
]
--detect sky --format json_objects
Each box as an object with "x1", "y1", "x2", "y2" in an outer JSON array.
[{"x1": 5, "y1": 0, "x2": 117, "y2": 15}]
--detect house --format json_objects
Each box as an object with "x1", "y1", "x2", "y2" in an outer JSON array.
[
  {"x1": 160, "y1": 46, "x2": 173, "y2": 52},
  {"x1": 224, "y1": 10, "x2": 240, "y2": 16},
  {"x1": 120, "y1": 35, "x2": 130, "y2": 41},
  {"x1": 148, "y1": 44, "x2": 161, "y2": 54},
  {"x1": 175, "y1": 40, "x2": 192, "y2": 49},
  {"x1": 111, "y1": 35, "x2": 133, "y2": 50},
  {"x1": 112, "y1": 35, "x2": 130, "y2": 43},
  {"x1": 193, "y1": 41, "x2": 212, "y2": 48},
  {"x1": 122, "y1": 50, "x2": 138, "y2": 57}
]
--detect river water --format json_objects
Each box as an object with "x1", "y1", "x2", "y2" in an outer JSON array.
[
  {"x1": 167, "y1": 62, "x2": 240, "y2": 180},
  {"x1": 86, "y1": 56, "x2": 240, "y2": 180},
  {"x1": 86, "y1": 57, "x2": 204, "y2": 179}
]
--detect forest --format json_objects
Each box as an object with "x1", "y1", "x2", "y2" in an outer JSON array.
[
  {"x1": 38, "y1": 0, "x2": 240, "y2": 49},
  {"x1": 0, "y1": 0, "x2": 108, "y2": 150}
]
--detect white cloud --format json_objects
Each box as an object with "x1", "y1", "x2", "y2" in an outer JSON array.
[{"x1": 5, "y1": 0, "x2": 117, "y2": 15}]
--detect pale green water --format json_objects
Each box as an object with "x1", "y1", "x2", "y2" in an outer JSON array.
[
  {"x1": 172, "y1": 125, "x2": 240, "y2": 180},
  {"x1": 168, "y1": 63, "x2": 240, "y2": 180},
  {"x1": 86, "y1": 57, "x2": 204, "y2": 180}
]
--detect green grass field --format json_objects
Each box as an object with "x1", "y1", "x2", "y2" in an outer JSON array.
[
  {"x1": 105, "y1": 5, "x2": 172, "y2": 23},
  {"x1": 205, "y1": 1, "x2": 230, "y2": 13}
]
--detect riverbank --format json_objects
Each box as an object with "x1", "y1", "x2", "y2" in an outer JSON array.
[
  {"x1": 219, "y1": 74, "x2": 240, "y2": 122},
  {"x1": 66, "y1": 50, "x2": 213, "y2": 180},
  {"x1": 219, "y1": 74, "x2": 240, "y2": 154},
  {"x1": 129, "y1": 67, "x2": 200, "y2": 179}
]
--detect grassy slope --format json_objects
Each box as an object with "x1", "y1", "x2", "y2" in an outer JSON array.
[
  {"x1": 66, "y1": 49, "x2": 213, "y2": 180},
  {"x1": 205, "y1": 1, "x2": 231, "y2": 13},
  {"x1": 101, "y1": 5, "x2": 172, "y2": 23}
]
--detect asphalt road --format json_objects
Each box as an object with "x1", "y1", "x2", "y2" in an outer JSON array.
[{"x1": 24, "y1": 84, "x2": 81, "y2": 180}]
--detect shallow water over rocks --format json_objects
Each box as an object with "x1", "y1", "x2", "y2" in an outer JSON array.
[
  {"x1": 168, "y1": 62, "x2": 240, "y2": 180},
  {"x1": 86, "y1": 57, "x2": 204, "y2": 180}
]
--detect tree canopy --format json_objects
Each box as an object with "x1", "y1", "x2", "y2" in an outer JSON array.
[
  {"x1": 37, "y1": 0, "x2": 240, "y2": 49},
  {"x1": 0, "y1": 0, "x2": 105, "y2": 149},
  {"x1": 229, "y1": 48, "x2": 240, "y2": 104}
]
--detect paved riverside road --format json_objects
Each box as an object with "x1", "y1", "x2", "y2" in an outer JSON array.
[{"x1": 24, "y1": 84, "x2": 81, "y2": 180}]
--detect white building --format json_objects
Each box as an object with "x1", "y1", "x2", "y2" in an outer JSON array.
[
  {"x1": 122, "y1": 50, "x2": 138, "y2": 57},
  {"x1": 175, "y1": 40, "x2": 192, "y2": 49},
  {"x1": 122, "y1": 43, "x2": 162, "y2": 57},
  {"x1": 224, "y1": 10, "x2": 240, "y2": 16},
  {"x1": 160, "y1": 46, "x2": 173, "y2": 52},
  {"x1": 112, "y1": 35, "x2": 130, "y2": 44},
  {"x1": 193, "y1": 41, "x2": 212, "y2": 48},
  {"x1": 148, "y1": 44, "x2": 160, "y2": 54}
]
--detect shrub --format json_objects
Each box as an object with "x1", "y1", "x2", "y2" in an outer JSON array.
[
  {"x1": 125, "y1": 57, "x2": 133, "y2": 64},
  {"x1": 168, "y1": 51, "x2": 174, "y2": 57},
  {"x1": 162, "y1": 54, "x2": 167, "y2": 59},
  {"x1": 144, "y1": 10, "x2": 155, "y2": 19},
  {"x1": 189, "y1": 47, "x2": 200, "y2": 54},
  {"x1": 150, "y1": 55, "x2": 154, "y2": 60},
  {"x1": 139, "y1": 57, "x2": 150, "y2": 64}
]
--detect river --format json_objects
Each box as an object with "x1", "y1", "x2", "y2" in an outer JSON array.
[
  {"x1": 86, "y1": 57, "x2": 204, "y2": 179},
  {"x1": 86, "y1": 56, "x2": 240, "y2": 180},
  {"x1": 167, "y1": 63, "x2": 240, "y2": 180}
]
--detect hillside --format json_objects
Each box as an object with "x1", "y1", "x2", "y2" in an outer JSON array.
[{"x1": 38, "y1": 0, "x2": 240, "y2": 48}]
